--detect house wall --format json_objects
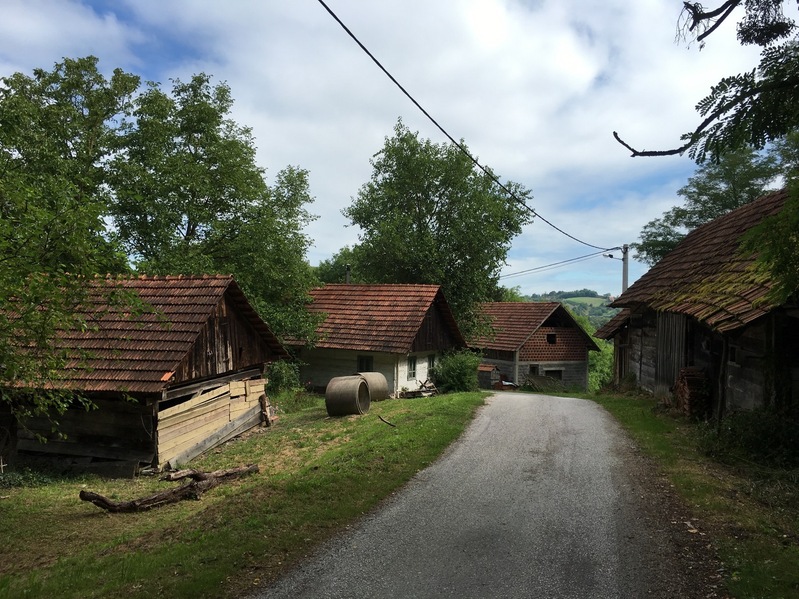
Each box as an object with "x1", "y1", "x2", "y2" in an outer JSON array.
[
  {"x1": 625, "y1": 315, "x2": 658, "y2": 393},
  {"x1": 173, "y1": 296, "x2": 273, "y2": 384},
  {"x1": 298, "y1": 348, "x2": 439, "y2": 396},
  {"x1": 622, "y1": 310, "x2": 799, "y2": 413}
]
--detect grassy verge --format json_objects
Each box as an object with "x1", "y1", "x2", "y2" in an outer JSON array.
[
  {"x1": 589, "y1": 393, "x2": 799, "y2": 599},
  {"x1": 0, "y1": 392, "x2": 485, "y2": 599}
]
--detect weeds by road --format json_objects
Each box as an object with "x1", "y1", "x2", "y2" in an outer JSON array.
[{"x1": 590, "y1": 393, "x2": 799, "y2": 599}]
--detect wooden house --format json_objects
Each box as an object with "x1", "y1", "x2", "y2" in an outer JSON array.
[
  {"x1": 9, "y1": 275, "x2": 288, "y2": 471},
  {"x1": 290, "y1": 284, "x2": 465, "y2": 396},
  {"x1": 470, "y1": 302, "x2": 599, "y2": 389},
  {"x1": 596, "y1": 189, "x2": 799, "y2": 416}
]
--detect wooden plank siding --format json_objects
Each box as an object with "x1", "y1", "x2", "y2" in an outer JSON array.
[
  {"x1": 654, "y1": 312, "x2": 688, "y2": 397},
  {"x1": 172, "y1": 296, "x2": 273, "y2": 385},
  {"x1": 17, "y1": 397, "x2": 156, "y2": 463},
  {"x1": 156, "y1": 378, "x2": 268, "y2": 468}
]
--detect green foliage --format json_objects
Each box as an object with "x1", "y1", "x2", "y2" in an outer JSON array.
[
  {"x1": 588, "y1": 339, "x2": 614, "y2": 393},
  {"x1": 696, "y1": 408, "x2": 799, "y2": 468},
  {"x1": 633, "y1": 146, "x2": 780, "y2": 265},
  {"x1": 316, "y1": 246, "x2": 363, "y2": 284},
  {"x1": 0, "y1": 57, "x2": 138, "y2": 418},
  {"x1": 264, "y1": 360, "x2": 302, "y2": 396},
  {"x1": 341, "y1": 118, "x2": 533, "y2": 337},
  {"x1": 109, "y1": 74, "x2": 320, "y2": 340},
  {"x1": 430, "y1": 350, "x2": 481, "y2": 392}
]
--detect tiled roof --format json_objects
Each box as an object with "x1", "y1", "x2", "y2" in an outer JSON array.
[
  {"x1": 593, "y1": 309, "x2": 629, "y2": 340},
  {"x1": 49, "y1": 275, "x2": 285, "y2": 394},
  {"x1": 472, "y1": 302, "x2": 560, "y2": 350},
  {"x1": 302, "y1": 284, "x2": 464, "y2": 353},
  {"x1": 612, "y1": 189, "x2": 788, "y2": 332}
]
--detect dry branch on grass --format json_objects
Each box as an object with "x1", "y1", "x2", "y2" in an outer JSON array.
[{"x1": 79, "y1": 464, "x2": 259, "y2": 513}]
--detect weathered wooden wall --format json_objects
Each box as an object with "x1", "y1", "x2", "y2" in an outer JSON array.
[
  {"x1": 410, "y1": 304, "x2": 461, "y2": 353},
  {"x1": 157, "y1": 378, "x2": 269, "y2": 468},
  {"x1": 173, "y1": 296, "x2": 273, "y2": 385},
  {"x1": 16, "y1": 397, "x2": 156, "y2": 464}
]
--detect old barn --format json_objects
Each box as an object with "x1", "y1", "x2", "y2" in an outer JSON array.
[
  {"x1": 596, "y1": 189, "x2": 799, "y2": 417},
  {"x1": 8, "y1": 275, "x2": 287, "y2": 472}
]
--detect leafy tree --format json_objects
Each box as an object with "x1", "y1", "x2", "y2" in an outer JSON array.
[
  {"x1": 316, "y1": 246, "x2": 363, "y2": 284},
  {"x1": 0, "y1": 57, "x2": 138, "y2": 419},
  {"x1": 615, "y1": 0, "x2": 799, "y2": 162},
  {"x1": 342, "y1": 119, "x2": 533, "y2": 336},
  {"x1": 633, "y1": 146, "x2": 779, "y2": 265},
  {"x1": 109, "y1": 75, "x2": 320, "y2": 340}
]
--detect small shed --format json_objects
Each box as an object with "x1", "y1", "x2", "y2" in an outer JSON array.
[
  {"x1": 470, "y1": 302, "x2": 599, "y2": 390},
  {"x1": 9, "y1": 275, "x2": 288, "y2": 471},
  {"x1": 289, "y1": 284, "x2": 465, "y2": 396}
]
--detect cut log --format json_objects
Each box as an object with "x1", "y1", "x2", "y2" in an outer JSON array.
[{"x1": 79, "y1": 464, "x2": 259, "y2": 513}]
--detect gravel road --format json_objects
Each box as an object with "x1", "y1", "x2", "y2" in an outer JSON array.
[{"x1": 252, "y1": 392, "x2": 716, "y2": 598}]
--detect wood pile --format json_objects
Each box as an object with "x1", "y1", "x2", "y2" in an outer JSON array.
[
  {"x1": 157, "y1": 378, "x2": 274, "y2": 468},
  {"x1": 674, "y1": 367, "x2": 709, "y2": 419}
]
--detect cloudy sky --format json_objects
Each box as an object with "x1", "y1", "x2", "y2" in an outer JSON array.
[{"x1": 1, "y1": 0, "x2": 766, "y2": 296}]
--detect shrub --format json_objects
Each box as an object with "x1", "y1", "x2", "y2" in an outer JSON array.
[
  {"x1": 264, "y1": 360, "x2": 301, "y2": 396},
  {"x1": 696, "y1": 408, "x2": 799, "y2": 468},
  {"x1": 431, "y1": 350, "x2": 480, "y2": 393}
]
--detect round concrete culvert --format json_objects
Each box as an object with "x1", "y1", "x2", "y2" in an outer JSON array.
[{"x1": 325, "y1": 375, "x2": 371, "y2": 416}]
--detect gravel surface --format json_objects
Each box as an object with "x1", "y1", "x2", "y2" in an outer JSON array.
[{"x1": 251, "y1": 392, "x2": 725, "y2": 599}]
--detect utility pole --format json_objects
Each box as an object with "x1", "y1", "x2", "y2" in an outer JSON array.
[{"x1": 622, "y1": 244, "x2": 629, "y2": 293}]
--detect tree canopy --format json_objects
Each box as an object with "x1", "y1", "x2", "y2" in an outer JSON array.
[
  {"x1": 0, "y1": 57, "x2": 138, "y2": 418},
  {"x1": 0, "y1": 57, "x2": 319, "y2": 420},
  {"x1": 109, "y1": 74, "x2": 319, "y2": 339},
  {"x1": 340, "y1": 119, "x2": 533, "y2": 336},
  {"x1": 633, "y1": 146, "x2": 780, "y2": 265}
]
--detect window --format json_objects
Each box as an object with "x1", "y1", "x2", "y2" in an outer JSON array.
[
  {"x1": 546, "y1": 333, "x2": 557, "y2": 344},
  {"x1": 357, "y1": 355, "x2": 374, "y2": 372},
  {"x1": 529, "y1": 364, "x2": 539, "y2": 376},
  {"x1": 407, "y1": 356, "x2": 417, "y2": 380},
  {"x1": 428, "y1": 354, "x2": 435, "y2": 371}
]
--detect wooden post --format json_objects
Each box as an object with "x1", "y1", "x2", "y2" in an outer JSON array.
[{"x1": 0, "y1": 456, "x2": 6, "y2": 474}]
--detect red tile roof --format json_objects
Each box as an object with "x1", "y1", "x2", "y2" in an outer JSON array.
[
  {"x1": 593, "y1": 309, "x2": 629, "y2": 340},
  {"x1": 302, "y1": 284, "x2": 464, "y2": 353},
  {"x1": 612, "y1": 189, "x2": 788, "y2": 332},
  {"x1": 49, "y1": 275, "x2": 286, "y2": 394},
  {"x1": 471, "y1": 302, "x2": 599, "y2": 351}
]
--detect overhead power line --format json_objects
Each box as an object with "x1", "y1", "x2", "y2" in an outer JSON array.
[
  {"x1": 500, "y1": 249, "x2": 616, "y2": 280},
  {"x1": 316, "y1": 0, "x2": 611, "y2": 251}
]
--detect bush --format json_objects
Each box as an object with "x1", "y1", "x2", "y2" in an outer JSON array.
[
  {"x1": 264, "y1": 360, "x2": 301, "y2": 396},
  {"x1": 431, "y1": 350, "x2": 480, "y2": 393},
  {"x1": 696, "y1": 408, "x2": 799, "y2": 468}
]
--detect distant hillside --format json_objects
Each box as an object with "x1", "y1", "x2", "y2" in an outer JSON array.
[{"x1": 524, "y1": 290, "x2": 619, "y2": 331}]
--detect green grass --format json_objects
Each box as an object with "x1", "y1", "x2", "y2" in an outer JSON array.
[
  {"x1": 588, "y1": 392, "x2": 799, "y2": 599},
  {"x1": 0, "y1": 392, "x2": 486, "y2": 599}
]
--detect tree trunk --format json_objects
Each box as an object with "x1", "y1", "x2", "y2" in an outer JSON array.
[{"x1": 79, "y1": 464, "x2": 259, "y2": 513}]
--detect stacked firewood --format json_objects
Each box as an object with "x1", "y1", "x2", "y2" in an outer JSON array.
[{"x1": 674, "y1": 367, "x2": 709, "y2": 419}]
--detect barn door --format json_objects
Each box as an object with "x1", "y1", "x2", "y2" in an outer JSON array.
[{"x1": 655, "y1": 312, "x2": 687, "y2": 397}]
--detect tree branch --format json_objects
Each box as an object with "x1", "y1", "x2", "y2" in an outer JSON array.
[
  {"x1": 79, "y1": 464, "x2": 259, "y2": 513},
  {"x1": 614, "y1": 74, "x2": 799, "y2": 158}
]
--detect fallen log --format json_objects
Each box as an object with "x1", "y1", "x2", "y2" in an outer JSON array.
[{"x1": 79, "y1": 464, "x2": 259, "y2": 513}]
